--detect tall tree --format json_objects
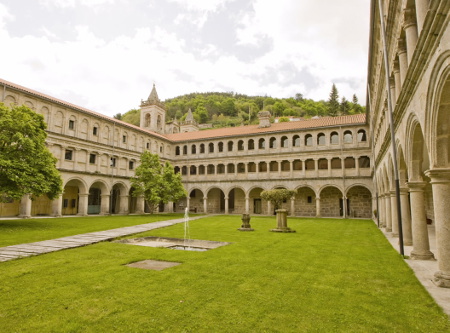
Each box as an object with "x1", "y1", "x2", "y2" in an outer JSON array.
[
  {"x1": 328, "y1": 83, "x2": 340, "y2": 117},
  {"x1": 130, "y1": 151, "x2": 186, "y2": 213},
  {"x1": 340, "y1": 97, "x2": 350, "y2": 115},
  {"x1": 0, "y1": 104, "x2": 62, "y2": 202}
]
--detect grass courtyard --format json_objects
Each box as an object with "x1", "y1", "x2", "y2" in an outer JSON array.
[{"x1": 0, "y1": 215, "x2": 449, "y2": 332}]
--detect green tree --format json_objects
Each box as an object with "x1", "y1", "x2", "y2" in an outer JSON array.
[
  {"x1": 121, "y1": 109, "x2": 140, "y2": 126},
  {"x1": 328, "y1": 83, "x2": 340, "y2": 117},
  {"x1": 260, "y1": 189, "x2": 296, "y2": 210},
  {"x1": 340, "y1": 97, "x2": 350, "y2": 116},
  {"x1": 0, "y1": 104, "x2": 62, "y2": 202},
  {"x1": 278, "y1": 117, "x2": 290, "y2": 123},
  {"x1": 113, "y1": 113, "x2": 122, "y2": 120},
  {"x1": 130, "y1": 151, "x2": 186, "y2": 213}
]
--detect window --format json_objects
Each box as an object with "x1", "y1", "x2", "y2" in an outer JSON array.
[
  {"x1": 238, "y1": 140, "x2": 244, "y2": 151},
  {"x1": 293, "y1": 159, "x2": 302, "y2": 170},
  {"x1": 258, "y1": 162, "x2": 267, "y2": 172},
  {"x1": 344, "y1": 130, "x2": 353, "y2": 143},
  {"x1": 269, "y1": 161, "x2": 278, "y2": 171},
  {"x1": 305, "y1": 159, "x2": 315, "y2": 170},
  {"x1": 317, "y1": 133, "x2": 326, "y2": 146},
  {"x1": 359, "y1": 156, "x2": 371, "y2": 168},
  {"x1": 258, "y1": 138, "x2": 265, "y2": 149},
  {"x1": 331, "y1": 157, "x2": 342, "y2": 169},
  {"x1": 183, "y1": 145, "x2": 187, "y2": 155},
  {"x1": 182, "y1": 166, "x2": 188, "y2": 175},
  {"x1": 344, "y1": 157, "x2": 356, "y2": 168},
  {"x1": 307, "y1": 196, "x2": 312, "y2": 204},
  {"x1": 65, "y1": 150, "x2": 73, "y2": 160},
  {"x1": 281, "y1": 136, "x2": 288, "y2": 148},
  {"x1": 248, "y1": 139, "x2": 255, "y2": 150},
  {"x1": 207, "y1": 164, "x2": 215, "y2": 174},
  {"x1": 228, "y1": 141, "x2": 234, "y2": 151},
  {"x1": 89, "y1": 154, "x2": 96, "y2": 164},
  {"x1": 269, "y1": 137, "x2": 277, "y2": 149},
  {"x1": 218, "y1": 142, "x2": 224, "y2": 152},
  {"x1": 71, "y1": 199, "x2": 77, "y2": 208},
  {"x1": 217, "y1": 164, "x2": 225, "y2": 174},
  {"x1": 93, "y1": 127, "x2": 98, "y2": 136},
  {"x1": 237, "y1": 163, "x2": 245, "y2": 173},
  {"x1": 68, "y1": 120, "x2": 75, "y2": 130},
  {"x1": 174, "y1": 166, "x2": 180, "y2": 174},
  {"x1": 123, "y1": 135, "x2": 127, "y2": 143},
  {"x1": 160, "y1": 146, "x2": 163, "y2": 153},
  {"x1": 330, "y1": 132, "x2": 339, "y2": 144},
  {"x1": 175, "y1": 146, "x2": 180, "y2": 156},
  {"x1": 227, "y1": 163, "x2": 235, "y2": 173},
  {"x1": 129, "y1": 161, "x2": 134, "y2": 170},
  {"x1": 199, "y1": 165, "x2": 205, "y2": 175},
  {"x1": 209, "y1": 143, "x2": 214, "y2": 153},
  {"x1": 63, "y1": 199, "x2": 69, "y2": 208},
  {"x1": 281, "y1": 160, "x2": 290, "y2": 171},
  {"x1": 191, "y1": 145, "x2": 197, "y2": 154},
  {"x1": 200, "y1": 144, "x2": 205, "y2": 154},
  {"x1": 357, "y1": 130, "x2": 367, "y2": 142},
  {"x1": 248, "y1": 162, "x2": 256, "y2": 172},
  {"x1": 293, "y1": 135, "x2": 300, "y2": 147},
  {"x1": 318, "y1": 158, "x2": 328, "y2": 169},
  {"x1": 305, "y1": 134, "x2": 313, "y2": 146},
  {"x1": 146, "y1": 142, "x2": 150, "y2": 149},
  {"x1": 190, "y1": 166, "x2": 197, "y2": 175},
  {"x1": 110, "y1": 157, "x2": 116, "y2": 167}
]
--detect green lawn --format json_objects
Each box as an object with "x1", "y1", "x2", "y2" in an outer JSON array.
[
  {"x1": 0, "y1": 214, "x2": 185, "y2": 247},
  {"x1": 1, "y1": 216, "x2": 449, "y2": 332}
]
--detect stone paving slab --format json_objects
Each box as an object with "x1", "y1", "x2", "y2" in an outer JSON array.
[{"x1": 0, "y1": 216, "x2": 199, "y2": 262}]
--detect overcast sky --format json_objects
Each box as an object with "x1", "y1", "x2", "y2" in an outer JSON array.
[{"x1": 0, "y1": 0, "x2": 371, "y2": 117}]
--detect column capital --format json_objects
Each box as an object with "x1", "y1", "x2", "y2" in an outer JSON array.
[
  {"x1": 403, "y1": 8, "x2": 417, "y2": 29},
  {"x1": 425, "y1": 168, "x2": 450, "y2": 183},
  {"x1": 407, "y1": 181, "x2": 427, "y2": 191},
  {"x1": 399, "y1": 187, "x2": 409, "y2": 194},
  {"x1": 397, "y1": 38, "x2": 407, "y2": 54}
]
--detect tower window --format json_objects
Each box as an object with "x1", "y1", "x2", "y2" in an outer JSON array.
[
  {"x1": 89, "y1": 154, "x2": 96, "y2": 164},
  {"x1": 68, "y1": 120, "x2": 75, "y2": 130},
  {"x1": 93, "y1": 127, "x2": 98, "y2": 136},
  {"x1": 65, "y1": 150, "x2": 73, "y2": 160}
]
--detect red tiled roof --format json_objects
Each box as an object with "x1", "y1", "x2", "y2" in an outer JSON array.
[
  {"x1": 166, "y1": 114, "x2": 367, "y2": 142},
  {"x1": 0, "y1": 78, "x2": 168, "y2": 141}
]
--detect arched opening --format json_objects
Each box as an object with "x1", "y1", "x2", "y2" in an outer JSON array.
[
  {"x1": 189, "y1": 189, "x2": 204, "y2": 213},
  {"x1": 346, "y1": 186, "x2": 372, "y2": 218},
  {"x1": 295, "y1": 187, "x2": 316, "y2": 216},
  {"x1": 207, "y1": 188, "x2": 225, "y2": 213},
  {"x1": 320, "y1": 186, "x2": 344, "y2": 217},
  {"x1": 249, "y1": 187, "x2": 265, "y2": 214},
  {"x1": 227, "y1": 141, "x2": 234, "y2": 152}
]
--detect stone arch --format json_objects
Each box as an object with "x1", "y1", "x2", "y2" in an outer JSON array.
[
  {"x1": 345, "y1": 184, "x2": 373, "y2": 218},
  {"x1": 3, "y1": 94, "x2": 16, "y2": 106},
  {"x1": 40, "y1": 106, "x2": 50, "y2": 125},
  {"x1": 188, "y1": 188, "x2": 205, "y2": 213},
  {"x1": 111, "y1": 181, "x2": 129, "y2": 214},
  {"x1": 294, "y1": 185, "x2": 317, "y2": 216},
  {"x1": 248, "y1": 186, "x2": 266, "y2": 214},
  {"x1": 227, "y1": 186, "x2": 246, "y2": 214},
  {"x1": 205, "y1": 187, "x2": 226, "y2": 213},
  {"x1": 79, "y1": 118, "x2": 89, "y2": 140},
  {"x1": 62, "y1": 178, "x2": 88, "y2": 215},
  {"x1": 319, "y1": 185, "x2": 344, "y2": 217},
  {"x1": 87, "y1": 180, "x2": 109, "y2": 215},
  {"x1": 407, "y1": 119, "x2": 430, "y2": 181}
]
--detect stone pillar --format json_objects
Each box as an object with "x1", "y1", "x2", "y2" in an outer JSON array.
[
  {"x1": 389, "y1": 77, "x2": 396, "y2": 105},
  {"x1": 186, "y1": 197, "x2": 190, "y2": 212},
  {"x1": 135, "y1": 195, "x2": 145, "y2": 214},
  {"x1": 385, "y1": 194, "x2": 392, "y2": 232},
  {"x1": 52, "y1": 196, "x2": 63, "y2": 217},
  {"x1": 399, "y1": 188, "x2": 413, "y2": 245},
  {"x1": 245, "y1": 196, "x2": 250, "y2": 214},
  {"x1": 408, "y1": 181, "x2": 434, "y2": 260},
  {"x1": 404, "y1": 9, "x2": 419, "y2": 64},
  {"x1": 342, "y1": 196, "x2": 347, "y2": 218},
  {"x1": 267, "y1": 201, "x2": 272, "y2": 215},
  {"x1": 19, "y1": 194, "x2": 32, "y2": 218},
  {"x1": 100, "y1": 194, "x2": 110, "y2": 215},
  {"x1": 203, "y1": 196, "x2": 208, "y2": 214},
  {"x1": 315, "y1": 197, "x2": 321, "y2": 217},
  {"x1": 398, "y1": 39, "x2": 408, "y2": 85},
  {"x1": 426, "y1": 169, "x2": 450, "y2": 287},
  {"x1": 393, "y1": 61, "x2": 401, "y2": 100},
  {"x1": 119, "y1": 195, "x2": 129, "y2": 214},
  {"x1": 390, "y1": 191, "x2": 399, "y2": 237},
  {"x1": 224, "y1": 197, "x2": 229, "y2": 214},
  {"x1": 379, "y1": 194, "x2": 385, "y2": 227},
  {"x1": 78, "y1": 193, "x2": 88, "y2": 215},
  {"x1": 415, "y1": 0, "x2": 429, "y2": 34},
  {"x1": 290, "y1": 197, "x2": 295, "y2": 217}
]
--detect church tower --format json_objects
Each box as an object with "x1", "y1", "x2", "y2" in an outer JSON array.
[
  {"x1": 140, "y1": 84, "x2": 166, "y2": 134},
  {"x1": 180, "y1": 108, "x2": 199, "y2": 132}
]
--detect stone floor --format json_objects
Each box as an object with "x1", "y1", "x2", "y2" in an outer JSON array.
[{"x1": 382, "y1": 225, "x2": 450, "y2": 316}]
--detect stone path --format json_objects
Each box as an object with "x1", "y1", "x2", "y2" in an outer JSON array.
[{"x1": 0, "y1": 216, "x2": 204, "y2": 262}]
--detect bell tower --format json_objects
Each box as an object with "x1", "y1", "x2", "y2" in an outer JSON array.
[{"x1": 140, "y1": 84, "x2": 166, "y2": 134}]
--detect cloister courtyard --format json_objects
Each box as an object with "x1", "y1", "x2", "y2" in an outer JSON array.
[{"x1": 0, "y1": 214, "x2": 449, "y2": 332}]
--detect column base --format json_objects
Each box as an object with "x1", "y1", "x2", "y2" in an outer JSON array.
[
  {"x1": 238, "y1": 228, "x2": 254, "y2": 232},
  {"x1": 18, "y1": 215, "x2": 31, "y2": 219},
  {"x1": 433, "y1": 271, "x2": 450, "y2": 288},
  {"x1": 410, "y1": 250, "x2": 435, "y2": 260},
  {"x1": 404, "y1": 240, "x2": 413, "y2": 246},
  {"x1": 386, "y1": 227, "x2": 392, "y2": 232},
  {"x1": 392, "y1": 232, "x2": 398, "y2": 237},
  {"x1": 270, "y1": 228, "x2": 296, "y2": 233}
]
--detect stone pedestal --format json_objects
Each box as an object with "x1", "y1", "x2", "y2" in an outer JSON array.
[
  {"x1": 238, "y1": 213, "x2": 254, "y2": 231},
  {"x1": 270, "y1": 209, "x2": 295, "y2": 233}
]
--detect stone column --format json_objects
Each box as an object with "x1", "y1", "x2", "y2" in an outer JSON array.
[
  {"x1": 100, "y1": 194, "x2": 110, "y2": 215},
  {"x1": 378, "y1": 194, "x2": 385, "y2": 227},
  {"x1": 245, "y1": 196, "x2": 250, "y2": 214},
  {"x1": 267, "y1": 201, "x2": 272, "y2": 215},
  {"x1": 389, "y1": 77, "x2": 396, "y2": 105},
  {"x1": 186, "y1": 197, "x2": 190, "y2": 212},
  {"x1": 135, "y1": 195, "x2": 145, "y2": 214},
  {"x1": 408, "y1": 181, "x2": 434, "y2": 260},
  {"x1": 290, "y1": 197, "x2": 295, "y2": 217},
  {"x1": 393, "y1": 61, "x2": 401, "y2": 100},
  {"x1": 203, "y1": 196, "x2": 208, "y2": 214},
  {"x1": 78, "y1": 193, "x2": 88, "y2": 215},
  {"x1": 342, "y1": 196, "x2": 347, "y2": 218},
  {"x1": 385, "y1": 194, "x2": 392, "y2": 232},
  {"x1": 19, "y1": 194, "x2": 32, "y2": 218},
  {"x1": 390, "y1": 191, "x2": 399, "y2": 237},
  {"x1": 315, "y1": 197, "x2": 321, "y2": 217},
  {"x1": 52, "y1": 196, "x2": 63, "y2": 217},
  {"x1": 404, "y1": 9, "x2": 419, "y2": 64},
  {"x1": 398, "y1": 39, "x2": 408, "y2": 85},
  {"x1": 399, "y1": 188, "x2": 413, "y2": 245},
  {"x1": 426, "y1": 169, "x2": 450, "y2": 287},
  {"x1": 415, "y1": 0, "x2": 429, "y2": 34},
  {"x1": 224, "y1": 197, "x2": 229, "y2": 214},
  {"x1": 118, "y1": 195, "x2": 129, "y2": 214}
]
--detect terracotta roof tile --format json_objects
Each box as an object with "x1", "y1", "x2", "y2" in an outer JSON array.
[
  {"x1": 166, "y1": 114, "x2": 367, "y2": 142},
  {"x1": 0, "y1": 78, "x2": 168, "y2": 141}
]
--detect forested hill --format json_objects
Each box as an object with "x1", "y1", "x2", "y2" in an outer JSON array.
[{"x1": 115, "y1": 84, "x2": 365, "y2": 128}]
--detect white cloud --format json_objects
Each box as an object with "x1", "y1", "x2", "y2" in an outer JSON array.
[
  {"x1": 0, "y1": 3, "x2": 14, "y2": 29},
  {"x1": 38, "y1": 0, "x2": 115, "y2": 8}
]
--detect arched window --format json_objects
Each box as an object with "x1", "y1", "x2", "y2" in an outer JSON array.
[
  {"x1": 269, "y1": 137, "x2": 277, "y2": 149},
  {"x1": 209, "y1": 143, "x2": 214, "y2": 153},
  {"x1": 217, "y1": 164, "x2": 225, "y2": 174},
  {"x1": 207, "y1": 164, "x2": 215, "y2": 174},
  {"x1": 305, "y1": 134, "x2": 313, "y2": 147},
  {"x1": 305, "y1": 159, "x2": 315, "y2": 170},
  {"x1": 237, "y1": 163, "x2": 245, "y2": 173},
  {"x1": 330, "y1": 132, "x2": 339, "y2": 144},
  {"x1": 293, "y1": 135, "x2": 300, "y2": 147},
  {"x1": 344, "y1": 130, "x2": 353, "y2": 143},
  {"x1": 248, "y1": 162, "x2": 256, "y2": 172},
  {"x1": 227, "y1": 163, "x2": 235, "y2": 173},
  {"x1": 157, "y1": 115, "x2": 162, "y2": 130},
  {"x1": 199, "y1": 165, "x2": 205, "y2": 175},
  {"x1": 317, "y1": 133, "x2": 326, "y2": 146},
  {"x1": 358, "y1": 156, "x2": 370, "y2": 168},
  {"x1": 183, "y1": 145, "x2": 187, "y2": 155},
  {"x1": 145, "y1": 114, "x2": 151, "y2": 127},
  {"x1": 258, "y1": 138, "x2": 265, "y2": 149},
  {"x1": 218, "y1": 142, "x2": 224, "y2": 152},
  {"x1": 190, "y1": 165, "x2": 197, "y2": 175},
  {"x1": 269, "y1": 161, "x2": 278, "y2": 171},
  {"x1": 331, "y1": 158, "x2": 342, "y2": 169},
  {"x1": 344, "y1": 157, "x2": 356, "y2": 168},
  {"x1": 281, "y1": 160, "x2": 290, "y2": 171},
  {"x1": 174, "y1": 166, "x2": 180, "y2": 174},
  {"x1": 357, "y1": 129, "x2": 367, "y2": 142},
  {"x1": 318, "y1": 158, "x2": 328, "y2": 169},
  {"x1": 281, "y1": 136, "x2": 288, "y2": 148},
  {"x1": 200, "y1": 144, "x2": 205, "y2": 154},
  {"x1": 293, "y1": 159, "x2": 302, "y2": 170},
  {"x1": 175, "y1": 146, "x2": 180, "y2": 156},
  {"x1": 259, "y1": 162, "x2": 267, "y2": 172},
  {"x1": 248, "y1": 139, "x2": 255, "y2": 150},
  {"x1": 182, "y1": 166, "x2": 188, "y2": 175},
  {"x1": 228, "y1": 141, "x2": 234, "y2": 151},
  {"x1": 191, "y1": 145, "x2": 197, "y2": 154},
  {"x1": 238, "y1": 140, "x2": 244, "y2": 151}
]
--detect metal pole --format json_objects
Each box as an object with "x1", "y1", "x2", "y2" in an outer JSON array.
[
  {"x1": 377, "y1": 0, "x2": 404, "y2": 255},
  {"x1": 367, "y1": 85, "x2": 380, "y2": 228}
]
